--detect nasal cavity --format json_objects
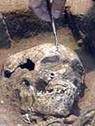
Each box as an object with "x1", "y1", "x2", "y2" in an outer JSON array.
[
  {"x1": 19, "y1": 59, "x2": 35, "y2": 71},
  {"x1": 35, "y1": 79, "x2": 48, "y2": 92}
]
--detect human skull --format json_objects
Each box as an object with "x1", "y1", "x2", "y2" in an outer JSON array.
[{"x1": 3, "y1": 43, "x2": 84, "y2": 117}]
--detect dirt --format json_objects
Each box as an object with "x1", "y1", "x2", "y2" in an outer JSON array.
[{"x1": 0, "y1": 27, "x2": 95, "y2": 125}]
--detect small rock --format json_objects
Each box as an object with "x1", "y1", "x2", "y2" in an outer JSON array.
[
  {"x1": 17, "y1": 124, "x2": 22, "y2": 126},
  {"x1": 0, "y1": 100, "x2": 4, "y2": 104}
]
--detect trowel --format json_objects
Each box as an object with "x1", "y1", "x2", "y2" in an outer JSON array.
[{"x1": 46, "y1": 0, "x2": 59, "y2": 50}]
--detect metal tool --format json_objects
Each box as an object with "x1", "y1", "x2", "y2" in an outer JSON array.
[{"x1": 47, "y1": 0, "x2": 59, "y2": 51}]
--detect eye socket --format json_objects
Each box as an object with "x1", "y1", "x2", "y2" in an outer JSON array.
[
  {"x1": 19, "y1": 59, "x2": 35, "y2": 71},
  {"x1": 4, "y1": 59, "x2": 35, "y2": 78},
  {"x1": 41, "y1": 55, "x2": 60, "y2": 64}
]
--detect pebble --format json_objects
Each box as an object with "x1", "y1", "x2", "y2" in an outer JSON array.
[
  {"x1": 0, "y1": 100, "x2": 4, "y2": 104},
  {"x1": 17, "y1": 124, "x2": 22, "y2": 126}
]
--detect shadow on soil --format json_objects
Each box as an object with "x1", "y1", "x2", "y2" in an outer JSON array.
[
  {"x1": 75, "y1": 48, "x2": 95, "y2": 73},
  {"x1": 0, "y1": 11, "x2": 66, "y2": 48}
]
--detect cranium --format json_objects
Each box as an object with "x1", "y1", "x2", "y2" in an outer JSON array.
[{"x1": 3, "y1": 43, "x2": 84, "y2": 117}]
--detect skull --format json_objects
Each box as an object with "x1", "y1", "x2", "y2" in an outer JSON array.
[{"x1": 3, "y1": 43, "x2": 84, "y2": 117}]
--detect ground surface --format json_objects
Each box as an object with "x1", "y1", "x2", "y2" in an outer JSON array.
[{"x1": 0, "y1": 27, "x2": 95, "y2": 125}]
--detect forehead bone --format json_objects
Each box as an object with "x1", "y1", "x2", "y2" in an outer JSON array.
[{"x1": 4, "y1": 43, "x2": 78, "y2": 72}]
